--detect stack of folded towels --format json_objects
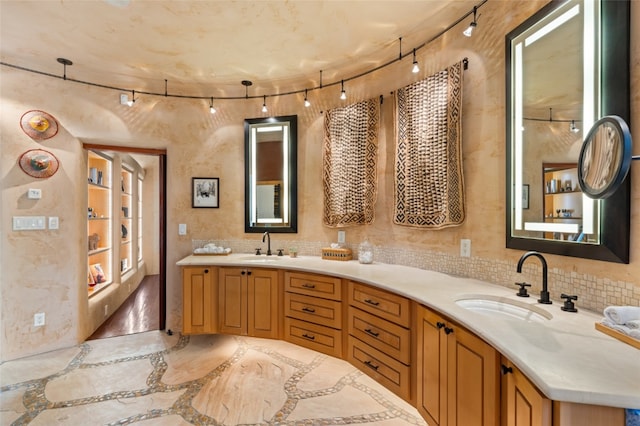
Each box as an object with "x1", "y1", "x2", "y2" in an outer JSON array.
[{"x1": 602, "y1": 306, "x2": 640, "y2": 339}]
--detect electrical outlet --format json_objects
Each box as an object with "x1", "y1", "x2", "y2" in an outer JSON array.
[
  {"x1": 34, "y1": 312, "x2": 45, "y2": 327},
  {"x1": 460, "y1": 239, "x2": 471, "y2": 257},
  {"x1": 337, "y1": 230, "x2": 346, "y2": 244},
  {"x1": 27, "y1": 188, "x2": 42, "y2": 199},
  {"x1": 104, "y1": 305, "x2": 109, "y2": 317},
  {"x1": 48, "y1": 216, "x2": 59, "y2": 230}
]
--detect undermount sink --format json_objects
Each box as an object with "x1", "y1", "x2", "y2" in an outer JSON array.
[
  {"x1": 455, "y1": 295, "x2": 553, "y2": 322},
  {"x1": 237, "y1": 256, "x2": 282, "y2": 263}
]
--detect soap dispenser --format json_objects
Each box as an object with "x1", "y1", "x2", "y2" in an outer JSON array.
[{"x1": 358, "y1": 239, "x2": 374, "y2": 264}]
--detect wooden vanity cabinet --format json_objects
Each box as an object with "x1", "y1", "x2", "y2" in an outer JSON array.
[
  {"x1": 501, "y1": 358, "x2": 551, "y2": 426},
  {"x1": 346, "y1": 281, "x2": 412, "y2": 402},
  {"x1": 416, "y1": 304, "x2": 500, "y2": 426},
  {"x1": 182, "y1": 266, "x2": 218, "y2": 334},
  {"x1": 283, "y1": 271, "x2": 344, "y2": 357},
  {"x1": 218, "y1": 267, "x2": 279, "y2": 338}
]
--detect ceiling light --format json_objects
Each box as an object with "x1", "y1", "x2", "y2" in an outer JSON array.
[
  {"x1": 463, "y1": 6, "x2": 478, "y2": 37},
  {"x1": 412, "y1": 49, "x2": 420, "y2": 73},
  {"x1": 304, "y1": 89, "x2": 311, "y2": 107},
  {"x1": 340, "y1": 80, "x2": 346, "y2": 100},
  {"x1": 209, "y1": 97, "x2": 216, "y2": 114},
  {"x1": 262, "y1": 95, "x2": 268, "y2": 113},
  {"x1": 569, "y1": 120, "x2": 580, "y2": 133}
]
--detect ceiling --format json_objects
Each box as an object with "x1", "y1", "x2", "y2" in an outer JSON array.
[{"x1": 0, "y1": 0, "x2": 480, "y2": 98}]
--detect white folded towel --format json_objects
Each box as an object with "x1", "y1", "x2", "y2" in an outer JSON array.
[
  {"x1": 626, "y1": 319, "x2": 640, "y2": 329},
  {"x1": 601, "y1": 319, "x2": 640, "y2": 340},
  {"x1": 603, "y1": 306, "x2": 640, "y2": 325}
]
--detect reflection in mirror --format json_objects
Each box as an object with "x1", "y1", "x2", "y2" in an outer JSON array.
[
  {"x1": 578, "y1": 115, "x2": 634, "y2": 199},
  {"x1": 245, "y1": 115, "x2": 297, "y2": 233},
  {"x1": 506, "y1": 0, "x2": 631, "y2": 263}
]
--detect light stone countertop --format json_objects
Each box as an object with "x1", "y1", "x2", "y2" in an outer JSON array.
[{"x1": 177, "y1": 253, "x2": 640, "y2": 409}]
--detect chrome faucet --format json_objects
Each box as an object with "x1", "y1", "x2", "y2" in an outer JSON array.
[
  {"x1": 262, "y1": 231, "x2": 272, "y2": 256},
  {"x1": 516, "y1": 251, "x2": 551, "y2": 304}
]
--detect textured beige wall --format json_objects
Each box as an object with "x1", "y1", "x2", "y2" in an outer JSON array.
[{"x1": 1, "y1": 0, "x2": 638, "y2": 361}]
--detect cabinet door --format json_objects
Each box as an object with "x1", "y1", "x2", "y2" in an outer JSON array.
[
  {"x1": 416, "y1": 306, "x2": 448, "y2": 426},
  {"x1": 502, "y1": 359, "x2": 551, "y2": 426},
  {"x1": 447, "y1": 324, "x2": 500, "y2": 426},
  {"x1": 248, "y1": 268, "x2": 279, "y2": 338},
  {"x1": 219, "y1": 267, "x2": 247, "y2": 335},
  {"x1": 182, "y1": 266, "x2": 217, "y2": 334}
]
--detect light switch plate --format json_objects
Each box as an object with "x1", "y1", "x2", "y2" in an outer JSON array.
[
  {"x1": 337, "y1": 230, "x2": 346, "y2": 244},
  {"x1": 460, "y1": 239, "x2": 471, "y2": 257},
  {"x1": 13, "y1": 216, "x2": 46, "y2": 231},
  {"x1": 178, "y1": 223, "x2": 187, "y2": 235},
  {"x1": 48, "y1": 216, "x2": 59, "y2": 230}
]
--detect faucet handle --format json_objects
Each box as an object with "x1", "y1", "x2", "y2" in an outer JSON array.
[
  {"x1": 515, "y1": 282, "x2": 531, "y2": 297},
  {"x1": 277, "y1": 248, "x2": 284, "y2": 256},
  {"x1": 560, "y1": 294, "x2": 578, "y2": 313},
  {"x1": 255, "y1": 248, "x2": 262, "y2": 255}
]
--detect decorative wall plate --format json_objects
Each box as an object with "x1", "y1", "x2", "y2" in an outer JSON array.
[
  {"x1": 18, "y1": 149, "x2": 60, "y2": 179},
  {"x1": 20, "y1": 110, "x2": 59, "y2": 140}
]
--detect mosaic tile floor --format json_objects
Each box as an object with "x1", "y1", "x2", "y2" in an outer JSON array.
[{"x1": 0, "y1": 331, "x2": 427, "y2": 425}]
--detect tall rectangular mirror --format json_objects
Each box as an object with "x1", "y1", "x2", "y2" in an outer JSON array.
[
  {"x1": 505, "y1": 0, "x2": 630, "y2": 263},
  {"x1": 245, "y1": 115, "x2": 298, "y2": 233}
]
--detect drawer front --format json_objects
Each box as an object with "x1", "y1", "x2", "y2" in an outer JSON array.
[
  {"x1": 348, "y1": 281, "x2": 411, "y2": 327},
  {"x1": 285, "y1": 272, "x2": 342, "y2": 301},
  {"x1": 348, "y1": 307, "x2": 410, "y2": 364},
  {"x1": 284, "y1": 317, "x2": 342, "y2": 358},
  {"x1": 347, "y1": 337, "x2": 411, "y2": 401},
  {"x1": 285, "y1": 292, "x2": 342, "y2": 329}
]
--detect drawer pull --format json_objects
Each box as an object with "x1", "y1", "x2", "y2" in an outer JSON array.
[
  {"x1": 364, "y1": 299, "x2": 380, "y2": 306},
  {"x1": 302, "y1": 333, "x2": 315, "y2": 340},
  {"x1": 302, "y1": 307, "x2": 316, "y2": 313},
  {"x1": 364, "y1": 328, "x2": 380, "y2": 337},
  {"x1": 302, "y1": 283, "x2": 316, "y2": 289},
  {"x1": 363, "y1": 360, "x2": 379, "y2": 371}
]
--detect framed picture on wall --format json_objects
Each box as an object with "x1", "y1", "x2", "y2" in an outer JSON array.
[
  {"x1": 522, "y1": 184, "x2": 530, "y2": 209},
  {"x1": 192, "y1": 177, "x2": 219, "y2": 208}
]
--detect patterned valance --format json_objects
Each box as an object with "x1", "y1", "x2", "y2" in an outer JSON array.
[
  {"x1": 393, "y1": 60, "x2": 465, "y2": 228},
  {"x1": 323, "y1": 98, "x2": 380, "y2": 227}
]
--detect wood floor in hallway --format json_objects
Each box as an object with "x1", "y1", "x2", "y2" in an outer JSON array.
[{"x1": 88, "y1": 274, "x2": 160, "y2": 340}]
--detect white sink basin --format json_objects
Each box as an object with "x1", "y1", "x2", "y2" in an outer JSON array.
[
  {"x1": 237, "y1": 256, "x2": 282, "y2": 263},
  {"x1": 455, "y1": 295, "x2": 552, "y2": 322}
]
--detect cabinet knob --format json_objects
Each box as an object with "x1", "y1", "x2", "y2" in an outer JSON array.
[
  {"x1": 241, "y1": 270, "x2": 246, "y2": 275},
  {"x1": 436, "y1": 322, "x2": 445, "y2": 329},
  {"x1": 204, "y1": 269, "x2": 209, "y2": 274},
  {"x1": 501, "y1": 365, "x2": 513, "y2": 375},
  {"x1": 247, "y1": 270, "x2": 252, "y2": 276},
  {"x1": 444, "y1": 327, "x2": 454, "y2": 335}
]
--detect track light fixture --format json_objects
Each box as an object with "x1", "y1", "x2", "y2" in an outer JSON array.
[
  {"x1": 463, "y1": 6, "x2": 479, "y2": 37},
  {"x1": 569, "y1": 120, "x2": 580, "y2": 133},
  {"x1": 304, "y1": 89, "x2": 311, "y2": 107},
  {"x1": 127, "y1": 90, "x2": 135, "y2": 107},
  {"x1": 412, "y1": 49, "x2": 420, "y2": 73},
  {"x1": 340, "y1": 80, "x2": 346, "y2": 100},
  {"x1": 262, "y1": 95, "x2": 268, "y2": 113},
  {"x1": 209, "y1": 97, "x2": 216, "y2": 114}
]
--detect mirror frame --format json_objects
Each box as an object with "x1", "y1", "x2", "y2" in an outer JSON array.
[
  {"x1": 505, "y1": 0, "x2": 631, "y2": 263},
  {"x1": 244, "y1": 115, "x2": 298, "y2": 234}
]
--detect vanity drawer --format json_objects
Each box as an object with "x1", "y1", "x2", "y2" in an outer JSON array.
[
  {"x1": 285, "y1": 272, "x2": 342, "y2": 301},
  {"x1": 285, "y1": 292, "x2": 342, "y2": 329},
  {"x1": 348, "y1": 307, "x2": 410, "y2": 364},
  {"x1": 348, "y1": 281, "x2": 411, "y2": 327},
  {"x1": 347, "y1": 336, "x2": 411, "y2": 401},
  {"x1": 284, "y1": 317, "x2": 342, "y2": 358}
]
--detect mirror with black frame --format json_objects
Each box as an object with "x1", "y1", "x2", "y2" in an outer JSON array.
[
  {"x1": 506, "y1": 0, "x2": 630, "y2": 263},
  {"x1": 244, "y1": 115, "x2": 298, "y2": 233}
]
